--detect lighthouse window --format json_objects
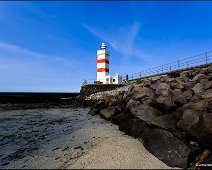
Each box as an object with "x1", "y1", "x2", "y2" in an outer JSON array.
[
  {"x1": 106, "y1": 78, "x2": 109, "y2": 82},
  {"x1": 113, "y1": 79, "x2": 115, "y2": 82}
]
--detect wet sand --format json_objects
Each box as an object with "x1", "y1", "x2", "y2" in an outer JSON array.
[{"x1": 0, "y1": 108, "x2": 174, "y2": 169}]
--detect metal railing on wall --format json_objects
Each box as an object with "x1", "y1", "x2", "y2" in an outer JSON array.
[
  {"x1": 123, "y1": 50, "x2": 212, "y2": 81},
  {"x1": 82, "y1": 79, "x2": 96, "y2": 86}
]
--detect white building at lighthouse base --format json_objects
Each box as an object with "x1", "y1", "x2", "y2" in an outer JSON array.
[{"x1": 97, "y1": 73, "x2": 122, "y2": 84}]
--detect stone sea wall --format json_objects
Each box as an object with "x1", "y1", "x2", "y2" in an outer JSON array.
[
  {"x1": 79, "y1": 63, "x2": 212, "y2": 169},
  {"x1": 79, "y1": 84, "x2": 125, "y2": 99}
]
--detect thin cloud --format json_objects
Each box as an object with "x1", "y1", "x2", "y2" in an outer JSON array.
[
  {"x1": 0, "y1": 41, "x2": 68, "y2": 63},
  {"x1": 83, "y1": 22, "x2": 148, "y2": 59}
]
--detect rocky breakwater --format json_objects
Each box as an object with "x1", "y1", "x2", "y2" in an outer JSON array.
[{"x1": 84, "y1": 64, "x2": 212, "y2": 169}]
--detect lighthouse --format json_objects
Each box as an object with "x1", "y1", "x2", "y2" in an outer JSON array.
[
  {"x1": 96, "y1": 43, "x2": 122, "y2": 84},
  {"x1": 96, "y1": 43, "x2": 110, "y2": 83}
]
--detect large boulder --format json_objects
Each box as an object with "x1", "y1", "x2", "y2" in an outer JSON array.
[
  {"x1": 170, "y1": 78, "x2": 184, "y2": 90},
  {"x1": 100, "y1": 106, "x2": 118, "y2": 120},
  {"x1": 88, "y1": 101, "x2": 107, "y2": 116},
  {"x1": 109, "y1": 99, "x2": 126, "y2": 112},
  {"x1": 184, "y1": 81, "x2": 197, "y2": 91},
  {"x1": 132, "y1": 87, "x2": 155, "y2": 101},
  {"x1": 176, "y1": 100, "x2": 212, "y2": 148},
  {"x1": 172, "y1": 89, "x2": 188, "y2": 105},
  {"x1": 125, "y1": 99, "x2": 140, "y2": 113},
  {"x1": 155, "y1": 92, "x2": 177, "y2": 113},
  {"x1": 191, "y1": 73, "x2": 205, "y2": 82},
  {"x1": 199, "y1": 112, "x2": 212, "y2": 148},
  {"x1": 150, "y1": 80, "x2": 161, "y2": 90},
  {"x1": 180, "y1": 70, "x2": 192, "y2": 82},
  {"x1": 177, "y1": 109, "x2": 200, "y2": 132},
  {"x1": 204, "y1": 80, "x2": 212, "y2": 90},
  {"x1": 201, "y1": 89, "x2": 212, "y2": 103},
  {"x1": 131, "y1": 104, "x2": 163, "y2": 125},
  {"x1": 174, "y1": 100, "x2": 208, "y2": 120},
  {"x1": 151, "y1": 113, "x2": 178, "y2": 131},
  {"x1": 138, "y1": 128, "x2": 190, "y2": 168},
  {"x1": 192, "y1": 83, "x2": 204, "y2": 95},
  {"x1": 155, "y1": 83, "x2": 170, "y2": 95},
  {"x1": 182, "y1": 90, "x2": 193, "y2": 101},
  {"x1": 111, "y1": 113, "x2": 146, "y2": 137}
]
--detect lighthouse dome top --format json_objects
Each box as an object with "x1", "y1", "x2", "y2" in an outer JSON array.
[{"x1": 101, "y1": 43, "x2": 107, "y2": 49}]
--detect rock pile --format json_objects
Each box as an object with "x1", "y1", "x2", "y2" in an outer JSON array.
[{"x1": 85, "y1": 64, "x2": 212, "y2": 168}]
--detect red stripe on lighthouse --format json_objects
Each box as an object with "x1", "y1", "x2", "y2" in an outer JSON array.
[
  {"x1": 97, "y1": 59, "x2": 109, "y2": 64},
  {"x1": 97, "y1": 68, "x2": 109, "y2": 72}
]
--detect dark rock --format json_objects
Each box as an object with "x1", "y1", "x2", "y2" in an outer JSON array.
[
  {"x1": 174, "y1": 100, "x2": 208, "y2": 120},
  {"x1": 150, "y1": 80, "x2": 160, "y2": 90},
  {"x1": 155, "y1": 83, "x2": 170, "y2": 95},
  {"x1": 167, "y1": 71, "x2": 181, "y2": 78},
  {"x1": 187, "y1": 142, "x2": 202, "y2": 168},
  {"x1": 192, "y1": 83, "x2": 205, "y2": 95},
  {"x1": 192, "y1": 73, "x2": 205, "y2": 82},
  {"x1": 89, "y1": 107, "x2": 99, "y2": 116},
  {"x1": 109, "y1": 99, "x2": 126, "y2": 112},
  {"x1": 200, "y1": 78, "x2": 208, "y2": 87},
  {"x1": 204, "y1": 81, "x2": 212, "y2": 90},
  {"x1": 180, "y1": 70, "x2": 192, "y2": 83},
  {"x1": 88, "y1": 101, "x2": 107, "y2": 116},
  {"x1": 182, "y1": 90, "x2": 193, "y2": 101},
  {"x1": 170, "y1": 80, "x2": 184, "y2": 90},
  {"x1": 191, "y1": 94, "x2": 202, "y2": 102},
  {"x1": 177, "y1": 109, "x2": 200, "y2": 131},
  {"x1": 201, "y1": 89, "x2": 212, "y2": 103},
  {"x1": 100, "y1": 106, "x2": 117, "y2": 120},
  {"x1": 184, "y1": 81, "x2": 197, "y2": 91},
  {"x1": 138, "y1": 128, "x2": 190, "y2": 168},
  {"x1": 204, "y1": 154, "x2": 212, "y2": 164},
  {"x1": 111, "y1": 113, "x2": 146, "y2": 137},
  {"x1": 151, "y1": 113, "x2": 178, "y2": 131},
  {"x1": 208, "y1": 102, "x2": 212, "y2": 113},
  {"x1": 155, "y1": 93, "x2": 177, "y2": 112},
  {"x1": 131, "y1": 104, "x2": 163, "y2": 125},
  {"x1": 177, "y1": 100, "x2": 212, "y2": 149},
  {"x1": 160, "y1": 75, "x2": 170, "y2": 82},
  {"x1": 111, "y1": 113, "x2": 134, "y2": 125},
  {"x1": 172, "y1": 89, "x2": 187, "y2": 105},
  {"x1": 198, "y1": 112, "x2": 212, "y2": 148},
  {"x1": 182, "y1": 100, "x2": 208, "y2": 112},
  {"x1": 141, "y1": 97, "x2": 154, "y2": 106},
  {"x1": 132, "y1": 87, "x2": 155, "y2": 101},
  {"x1": 143, "y1": 79, "x2": 152, "y2": 87},
  {"x1": 125, "y1": 99, "x2": 140, "y2": 113}
]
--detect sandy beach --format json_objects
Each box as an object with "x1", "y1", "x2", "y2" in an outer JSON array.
[{"x1": 0, "y1": 107, "x2": 174, "y2": 169}]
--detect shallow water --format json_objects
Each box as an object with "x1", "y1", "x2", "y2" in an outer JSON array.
[{"x1": 0, "y1": 108, "x2": 88, "y2": 168}]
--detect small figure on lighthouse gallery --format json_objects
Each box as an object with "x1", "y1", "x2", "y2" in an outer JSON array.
[{"x1": 95, "y1": 43, "x2": 122, "y2": 84}]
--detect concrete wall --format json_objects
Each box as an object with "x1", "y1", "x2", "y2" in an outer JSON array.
[{"x1": 79, "y1": 84, "x2": 125, "y2": 99}]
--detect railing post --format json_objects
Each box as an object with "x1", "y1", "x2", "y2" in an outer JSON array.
[
  {"x1": 178, "y1": 61, "x2": 180, "y2": 68},
  {"x1": 139, "y1": 72, "x2": 141, "y2": 78},
  {"x1": 206, "y1": 53, "x2": 208, "y2": 64},
  {"x1": 170, "y1": 66, "x2": 172, "y2": 71},
  {"x1": 162, "y1": 65, "x2": 163, "y2": 72},
  {"x1": 187, "y1": 62, "x2": 189, "y2": 68},
  {"x1": 126, "y1": 74, "x2": 128, "y2": 81}
]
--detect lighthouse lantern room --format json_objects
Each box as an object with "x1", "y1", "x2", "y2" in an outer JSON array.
[{"x1": 96, "y1": 43, "x2": 122, "y2": 84}]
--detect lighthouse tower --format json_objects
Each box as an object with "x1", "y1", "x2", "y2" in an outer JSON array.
[
  {"x1": 96, "y1": 43, "x2": 110, "y2": 83},
  {"x1": 96, "y1": 43, "x2": 122, "y2": 84}
]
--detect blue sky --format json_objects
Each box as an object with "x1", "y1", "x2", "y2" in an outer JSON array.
[{"x1": 0, "y1": 1, "x2": 212, "y2": 92}]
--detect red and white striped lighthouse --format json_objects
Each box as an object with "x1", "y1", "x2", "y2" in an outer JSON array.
[{"x1": 96, "y1": 43, "x2": 110, "y2": 83}]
